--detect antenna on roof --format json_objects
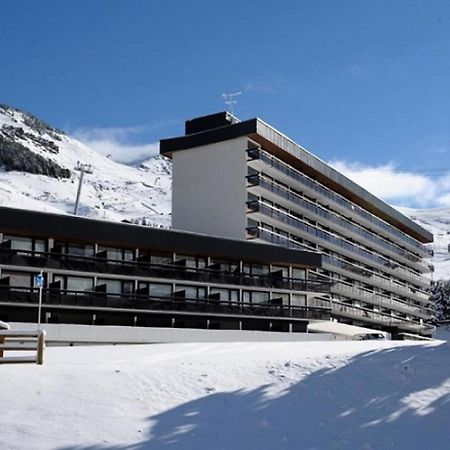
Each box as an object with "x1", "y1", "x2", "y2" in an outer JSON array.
[{"x1": 222, "y1": 91, "x2": 242, "y2": 117}]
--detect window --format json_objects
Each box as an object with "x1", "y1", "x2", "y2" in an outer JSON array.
[
  {"x1": 94, "y1": 279, "x2": 134, "y2": 295},
  {"x1": 243, "y1": 290, "x2": 270, "y2": 304},
  {"x1": 149, "y1": 283, "x2": 172, "y2": 298},
  {"x1": 3, "y1": 235, "x2": 35, "y2": 253},
  {"x1": 150, "y1": 252, "x2": 172, "y2": 265},
  {"x1": 2, "y1": 236, "x2": 47, "y2": 253},
  {"x1": 271, "y1": 265, "x2": 289, "y2": 278},
  {"x1": 97, "y1": 278, "x2": 122, "y2": 295},
  {"x1": 174, "y1": 255, "x2": 208, "y2": 270},
  {"x1": 210, "y1": 259, "x2": 240, "y2": 274},
  {"x1": 98, "y1": 247, "x2": 135, "y2": 263},
  {"x1": 271, "y1": 293, "x2": 289, "y2": 305},
  {"x1": 1, "y1": 270, "x2": 34, "y2": 287},
  {"x1": 54, "y1": 242, "x2": 94, "y2": 257},
  {"x1": 53, "y1": 275, "x2": 93, "y2": 292},
  {"x1": 292, "y1": 268, "x2": 306, "y2": 280},
  {"x1": 34, "y1": 239, "x2": 47, "y2": 253},
  {"x1": 243, "y1": 264, "x2": 270, "y2": 277},
  {"x1": 209, "y1": 288, "x2": 240, "y2": 303},
  {"x1": 174, "y1": 285, "x2": 206, "y2": 300},
  {"x1": 291, "y1": 294, "x2": 306, "y2": 307}
]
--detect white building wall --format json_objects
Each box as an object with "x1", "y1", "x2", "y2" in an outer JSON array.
[{"x1": 172, "y1": 137, "x2": 248, "y2": 239}]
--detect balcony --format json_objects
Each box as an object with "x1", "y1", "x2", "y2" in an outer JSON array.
[
  {"x1": 248, "y1": 174, "x2": 429, "y2": 272},
  {"x1": 0, "y1": 248, "x2": 330, "y2": 293},
  {"x1": 332, "y1": 301, "x2": 433, "y2": 334},
  {"x1": 330, "y1": 284, "x2": 430, "y2": 320},
  {"x1": 0, "y1": 285, "x2": 332, "y2": 321},
  {"x1": 322, "y1": 256, "x2": 431, "y2": 304},
  {"x1": 247, "y1": 148, "x2": 430, "y2": 257},
  {"x1": 247, "y1": 201, "x2": 430, "y2": 288}
]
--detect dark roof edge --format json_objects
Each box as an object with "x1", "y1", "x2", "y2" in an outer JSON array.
[
  {"x1": 160, "y1": 119, "x2": 257, "y2": 155},
  {"x1": 0, "y1": 206, "x2": 321, "y2": 268}
]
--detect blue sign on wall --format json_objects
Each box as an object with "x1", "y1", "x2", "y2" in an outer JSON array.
[{"x1": 34, "y1": 274, "x2": 44, "y2": 288}]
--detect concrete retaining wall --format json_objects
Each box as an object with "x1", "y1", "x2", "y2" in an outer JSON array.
[{"x1": 9, "y1": 322, "x2": 335, "y2": 345}]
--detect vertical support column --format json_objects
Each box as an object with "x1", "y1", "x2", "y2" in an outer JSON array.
[{"x1": 37, "y1": 331, "x2": 45, "y2": 365}]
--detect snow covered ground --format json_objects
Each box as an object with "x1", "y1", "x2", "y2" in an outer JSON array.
[{"x1": 1, "y1": 339, "x2": 449, "y2": 450}]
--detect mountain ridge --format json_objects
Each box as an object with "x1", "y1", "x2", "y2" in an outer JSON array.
[{"x1": 0, "y1": 104, "x2": 172, "y2": 227}]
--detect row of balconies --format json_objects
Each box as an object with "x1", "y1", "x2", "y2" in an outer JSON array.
[
  {"x1": 246, "y1": 227, "x2": 430, "y2": 304},
  {"x1": 0, "y1": 247, "x2": 331, "y2": 294},
  {"x1": 247, "y1": 148, "x2": 431, "y2": 258},
  {"x1": 247, "y1": 201, "x2": 430, "y2": 289},
  {"x1": 247, "y1": 174, "x2": 431, "y2": 273},
  {"x1": 330, "y1": 284, "x2": 431, "y2": 320},
  {"x1": 322, "y1": 255, "x2": 430, "y2": 304},
  {"x1": 0, "y1": 285, "x2": 332, "y2": 321},
  {"x1": 331, "y1": 301, "x2": 433, "y2": 334}
]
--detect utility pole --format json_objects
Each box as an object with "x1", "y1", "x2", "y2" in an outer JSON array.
[
  {"x1": 73, "y1": 162, "x2": 93, "y2": 215},
  {"x1": 34, "y1": 271, "x2": 44, "y2": 330}
]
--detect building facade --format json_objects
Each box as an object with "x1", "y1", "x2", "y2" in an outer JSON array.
[
  {"x1": 160, "y1": 112, "x2": 434, "y2": 336},
  {"x1": 0, "y1": 207, "x2": 330, "y2": 333}
]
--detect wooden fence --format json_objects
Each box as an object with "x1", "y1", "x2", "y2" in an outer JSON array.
[{"x1": 0, "y1": 329, "x2": 46, "y2": 365}]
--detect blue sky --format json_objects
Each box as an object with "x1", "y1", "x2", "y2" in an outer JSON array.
[{"x1": 2, "y1": 1, "x2": 450, "y2": 207}]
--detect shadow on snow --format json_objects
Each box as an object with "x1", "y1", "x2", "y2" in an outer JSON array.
[{"x1": 59, "y1": 342, "x2": 450, "y2": 450}]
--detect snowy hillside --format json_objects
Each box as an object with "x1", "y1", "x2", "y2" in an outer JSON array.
[
  {"x1": 1, "y1": 340, "x2": 449, "y2": 450},
  {"x1": 0, "y1": 105, "x2": 172, "y2": 227},
  {"x1": 398, "y1": 207, "x2": 450, "y2": 280}
]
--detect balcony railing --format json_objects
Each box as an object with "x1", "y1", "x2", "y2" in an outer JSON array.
[
  {"x1": 248, "y1": 201, "x2": 428, "y2": 287},
  {"x1": 0, "y1": 248, "x2": 331, "y2": 293},
  {"x1": 248, "y1": 174, "x2": 429, "y2": 270},
  {"x1": 331, "y1": 284, "x2": 430, "y2": 319},
  {"x1": 323, "y1": 255, "x2": 431, "y2": 300},
  {"x1": 332, "y1": 301, "x2": 433, "y2": 333},
  {"x1": 0, "y1": 285, "x2": 332, "y2": 321},
  {"x1": 247, "y1": 148, "x2": 430, "y2": 256}
]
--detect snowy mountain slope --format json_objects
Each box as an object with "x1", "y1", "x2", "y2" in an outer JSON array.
[
  {"x1": 397, "y1": 206, "x2": 450, "y2": 280},
  {"x1": 1, "y1": 340, "x2": 449, "y2": 450},
  {"x1": 0, "y1": 105, "x2": 172, "y2": 226}
]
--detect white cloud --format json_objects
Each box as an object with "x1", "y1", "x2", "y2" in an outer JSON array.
[
  {"x1": 244, "y1": 81, "x2": 276, "y2": 94},
  {"x1": 328, "y1": 160, "x2": 447, "y2": 208},
  {"x1": 73, "y1": 126, "x2": 159, "y2": 163}
]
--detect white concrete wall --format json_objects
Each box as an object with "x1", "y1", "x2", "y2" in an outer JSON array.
[
  {"x1": 172, "y1": 137, "x2": 248, "y2": 239},
  {"x1": 9, "y1": 322, "x2": 335, "y2": 345}
]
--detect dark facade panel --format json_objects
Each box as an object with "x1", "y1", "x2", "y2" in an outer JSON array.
[
  {"x1": 0, "y1": 206, "x2": 321, "y2": 268},
  {"x1": 185, "y1": 111, "x2": 234, "y2": 135}
]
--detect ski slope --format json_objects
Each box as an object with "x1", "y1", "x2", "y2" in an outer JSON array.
[
  {"x1": 1, "y1": 339, "x2": 449, "y2": 450},
  {"x1": 0, "y1": 105, "x2": 172, "y2": 227}
]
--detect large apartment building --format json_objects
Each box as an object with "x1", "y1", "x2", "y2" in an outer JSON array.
[
  {"x1": 160, "y1": 112, "x2": 434, "y2": 336},
  {"x1": 0, "y1": 206, "x2": 330, "y2": 333}
]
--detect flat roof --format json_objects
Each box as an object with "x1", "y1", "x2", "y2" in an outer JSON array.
[
  {"x1": 160, "y1": 112, "x2": 433, "y2": 244},
  {"x1": 0, "y1": 206, "x2": 321, "y2": 268}
]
